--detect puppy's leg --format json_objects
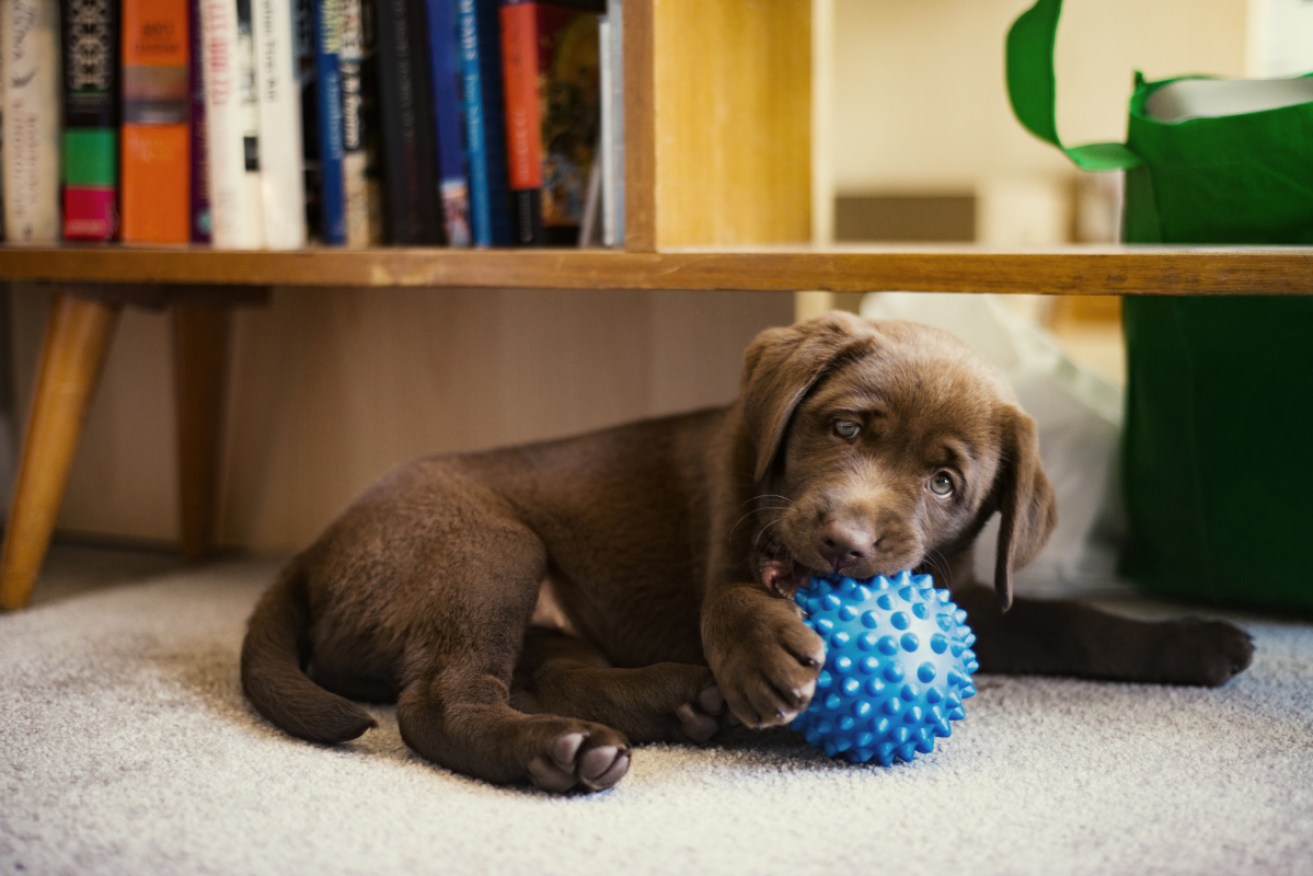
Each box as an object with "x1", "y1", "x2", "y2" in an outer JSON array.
[
  {"x1": 955, "y1": 585, "x2": 1254, "y2": 686},
  {"x1": 702, "y1": 584, "x2": 826, "y2": 729},
  {"x1": 513, "y1": 628, "x2": 724, "y2": 744},
  {"x1": 393, "y1": 532, "x2": 631, "y2": 794},
  {"x1": 399, "y1": 663, "x2": 633, "y2": 793}
]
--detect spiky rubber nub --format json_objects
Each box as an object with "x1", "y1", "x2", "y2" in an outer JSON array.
[{"x1": 791, "y1": 572, "x2": 978, "y2": 766}]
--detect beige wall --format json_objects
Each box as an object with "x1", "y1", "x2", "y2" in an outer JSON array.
[
  {"x1": 8, "y1": 286, "x2": 792, "y2": 554},
  {"x1": 828, "y1": 0, "x2": 1249, "y2": 195}
]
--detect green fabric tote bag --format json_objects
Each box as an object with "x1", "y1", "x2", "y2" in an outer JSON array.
[{"x1": 1007, "y1": 0, "x2": 1313, "y2": 612}]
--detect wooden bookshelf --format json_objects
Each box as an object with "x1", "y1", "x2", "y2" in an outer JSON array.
[{"x1": 2, "y1": 244, "x2": 1313, "y2": 295}]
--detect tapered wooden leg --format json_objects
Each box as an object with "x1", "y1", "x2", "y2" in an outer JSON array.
[
  {"x1": 1, "y1": 293, "x2": 121, "y2": 610},
  {"x1": 173, "y1": 306, "x2": 231, "y2": 563}
]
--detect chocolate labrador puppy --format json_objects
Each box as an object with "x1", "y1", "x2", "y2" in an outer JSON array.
[{"x1": 241, "y1": 313, "x2": 1253, "y2": 792}]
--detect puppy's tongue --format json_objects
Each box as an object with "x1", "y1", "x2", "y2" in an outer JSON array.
[{"x1": 758, "y1": 558, "x2": 813, "y2": 599}]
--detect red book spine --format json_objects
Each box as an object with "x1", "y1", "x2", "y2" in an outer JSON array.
[{"x1": 500, "y1": 2, "x2": 543, "y2": 244}]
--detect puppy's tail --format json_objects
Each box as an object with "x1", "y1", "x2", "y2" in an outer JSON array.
[{"x1": 240, "y1": 562, "x2": 376, "y2": 744}]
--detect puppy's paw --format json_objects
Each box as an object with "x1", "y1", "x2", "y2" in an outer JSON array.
[
  {"x1": 1164, "y1": 618, "x2": 1255, "y2": 686},
  {"x1": 526, "y1": 725, "x2": 632, "y2": 793},
  {"x1": 675, "y1": 686, "x2": 726, "y2": 743},
  {"x1": 717, "y1": 615, "x2": 825, "y2": 729}
]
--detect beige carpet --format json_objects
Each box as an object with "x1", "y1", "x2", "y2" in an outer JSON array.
[{"x1": 2, "y1": 545, "x2": 1311, "y2": 875}]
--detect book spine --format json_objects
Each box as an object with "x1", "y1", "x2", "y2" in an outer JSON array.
[
  {"x1": 338, "y1": 0, "x2": 369, "y2": 246},
  {"x1": 294, "y1": 0, "x2": 320, "y2": 241},
  {"x1": 121, "y1": 0, "x2": 192, "y2": 244},
  {"x1": 235, "y1": 0, "x2": 265, "y2": 247},
  {"x1": 189, "y1": 0, "x2": 212, "y2": 242},
  {"x1": 200, "y1": 0, "x2": 254, "y2": 248},
  {"x1": 372, "y1": 0, "x2": 440, "y2": 244},
  {"x1": 60, "y1": 0, "x2": 119, "y2": 242},
  {"x1": 599, "y1": 1, "x2": 623, "y2": 247},
  {"x1": 424, "y1": 0, "x2": 470, "y2": 246},
  {"x1": 313, "y1": 0, "x2": 346, "y2": 245},
  {"x1": 252, "y1": 0, "x2": 305, "y2": 248},
  {"x1": 499, "y1": 1, "x2": 543, "y2": 245},
  {"x1": 456, "y1": 0, "x2": 513, "y2": 246},
  {"x1": 359, "y1": 0, "x2": 383, "y2": 242},
  {"x1": 4, "y1": 0, "x2": 62, "y2": 243},
  {"x1": 0, "y1": 11, "x2": 5, "y2": 241}
]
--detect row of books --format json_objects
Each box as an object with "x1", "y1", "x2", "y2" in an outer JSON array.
[{"x1": 0, "y1": 0, "x2": 624, "y2": 249}]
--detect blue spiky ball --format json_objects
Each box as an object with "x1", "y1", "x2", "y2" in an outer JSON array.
[{"x1": 791, "y1": 572, "x2": 979, "y2": 766}]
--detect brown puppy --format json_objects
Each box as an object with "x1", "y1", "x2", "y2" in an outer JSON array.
[{"x1": 241, "y1": 313, "x2": 1253, "y2": 793}]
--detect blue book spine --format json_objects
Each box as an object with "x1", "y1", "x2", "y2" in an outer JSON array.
[
  {"x1": 456, "y1": 0, "x2": 514, "y2": 246},
  {"x1": 313, "y1": 0, "x2": 347, "y2": 245},
  {"x1": 426, "y1": 0, "x2": 472, "y2": 246}
]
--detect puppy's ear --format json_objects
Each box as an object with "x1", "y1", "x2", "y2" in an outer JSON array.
[
  {"x1": 740, "y1": 312, "x2": 875, "y2": 482},
  {"x1": 993, "y1": 408, "x2": 1057, "y2": 612}
]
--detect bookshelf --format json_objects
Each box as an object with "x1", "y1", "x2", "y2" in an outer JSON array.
[
  {"x1": 2, "y1": 0, "x2": 1311, "y2": 609},
  {"x1": 3, "y1": 244, "x2": 1313, "y2": 294}
]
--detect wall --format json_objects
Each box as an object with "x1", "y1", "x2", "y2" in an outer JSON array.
[
  {"x1": 7, "y1": 287, "x2": 792, "y2": 554},
  {"x1": 829, "y1": 0, "x2": 1249, "y2": 196}
]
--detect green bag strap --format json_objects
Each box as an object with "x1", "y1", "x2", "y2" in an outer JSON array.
[{"x1": 1006, "y1": 0, "x2": 1143, "y2": 171}]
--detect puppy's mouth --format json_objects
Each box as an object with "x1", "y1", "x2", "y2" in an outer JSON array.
[
  {"x1": 754, "y1": 532, "x2": 920, "y2": 599},
  {"x1": 756, "y1": 554, "x2": 814, "y2": 600}
]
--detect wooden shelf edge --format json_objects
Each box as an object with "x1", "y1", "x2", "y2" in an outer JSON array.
[{"x1": 2, "y1": 244, "x2": 1312, "y2": 295}]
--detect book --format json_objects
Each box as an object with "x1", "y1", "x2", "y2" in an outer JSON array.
[
  {"x1": 60, "y1": 0, "x2": 120, "y2": 242},
  {"x1": 252, "y1": 0, "x2": 307, "y2": 248},
  {"x1": 234, "y1": 0, "x2": 265, "y2": 246},
  {"x1": 499, "y1": 0, "x2": 603, "y2": 246},
  {"x1": 199, "y1": 0, "x2": 262, "y2": 247},
  {"x1": 373, "y1": 0, "x2": 440, "y2": 244},
  {"x1": 189, "y1": 0, "x2": 212, "y2": 242},
  {"x1": 424, "y1": 0, "x2": 471, "y2": 246},
  {"x1": 312, "y1": 0, "x2": 346, "y2": 244},
  {"x1": 598, "y1": 2, "x2": 622, "y2": 247},
  {"x1": 121, "y1": 0, "x2": 192, "y2": 244},
  {"x1": 3, "y1": 0, "x2": 62, "y2": 243},
  {"x1": 455, "y1": 0, "x2": 514, "y2": 247},
  {"x1": 294, "y1": 0, "x2": 320, "y2": 240},
  {"x1": 0, "y1": 13, "x2": 5, "y2": 241},
  {"x1": 339, "y1": 0, "x2": 371, "y2": 246}
]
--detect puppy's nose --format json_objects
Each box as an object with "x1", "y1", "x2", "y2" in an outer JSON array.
[{"x1": 817, "y1": 521, "x2": 876, "y2": 572}]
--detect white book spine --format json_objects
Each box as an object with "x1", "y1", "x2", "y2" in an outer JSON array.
[
  {"x1": 201, "y1": 0, "x2": 261, "y2": 248},
  {"x1": 599, "y1": 2, "x2": 624, "y2": 248},
  {"x1": 236, "y1": 0, "x2": 266, "y2": 247},
  {"x1": 252, "y1": 0, "x2": 305, "y2": 249},
  {"x1": 3, "y1": 0, "x2": 61, "y2": 244}
]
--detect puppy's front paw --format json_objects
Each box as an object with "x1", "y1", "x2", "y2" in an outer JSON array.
[
  {"x1": 715, "y1": 610, "x2": 825, "y2": 729},
  {"x1": 1163, "y1": 618, "x2": 1254, "y2": 686}
]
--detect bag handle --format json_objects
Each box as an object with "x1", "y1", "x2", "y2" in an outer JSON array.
[{"x1": 1006, "y1": 0, "x2": 1143, "y2": 171}]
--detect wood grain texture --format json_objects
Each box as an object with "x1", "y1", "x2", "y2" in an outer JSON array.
[
  {"x1": 623, "y1": 0, "x2": 656, "y2": 252},
  {"x1": 652, "y1": 0, "x2": 812, "y2": 247},
  {"x1": 4, "y1": 245, "x2": 1313, "y2": 294},
  {"x1": 1, "y1": 294, "x2": 120, "y2": 609}
]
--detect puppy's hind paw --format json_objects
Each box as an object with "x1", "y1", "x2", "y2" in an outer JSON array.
[{"x1": 526, "y1": 727, "x2": 632, "y2": 794}]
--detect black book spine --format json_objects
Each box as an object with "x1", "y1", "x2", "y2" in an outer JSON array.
[{"x1": 373, "y1": 0, "x2": 441, "y2": 244}]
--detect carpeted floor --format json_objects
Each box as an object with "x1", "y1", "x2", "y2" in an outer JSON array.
[{"x1": 2, "y1": 545, "x2": 1311, "y2": 876}]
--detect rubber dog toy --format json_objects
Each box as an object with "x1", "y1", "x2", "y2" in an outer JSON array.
[{"x1": 791, "y1": 572, "x2": 978, "y2": 766}]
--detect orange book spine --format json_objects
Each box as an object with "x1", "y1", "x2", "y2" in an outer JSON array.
[{"x1": 121, "y1": 0, "x2": 192, "y2": 244}]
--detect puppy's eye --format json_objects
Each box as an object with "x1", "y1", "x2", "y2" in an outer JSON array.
[
  {"x1": 929, "y1": 472, "x2": 955, "y2": 497},
  {"x1": 832, "y1": 420, "x2": 861, "y2": 440}
]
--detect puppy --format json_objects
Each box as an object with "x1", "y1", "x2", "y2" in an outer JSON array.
[{"x1": 241, "y1": 313, "x2": 1253, "y2": 792}]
